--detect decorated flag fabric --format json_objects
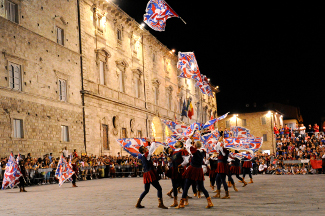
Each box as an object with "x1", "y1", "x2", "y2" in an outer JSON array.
[
  {"x1": 196, "y1": 74, "x2": 213, "y2": 97},
  {"x1": 55, "y1": 155, "x2": 75, "y2": 187},
  {"x1": 187, "y1": 99, "x2": 194, "y2": 119},
  {"x1": 166, "y1": 137, "x2": 177, "y2": 149},
  {"x1": 2, "y1": 152, "x2": 22, "y2": 190},
  {"x1": 161, "y1": 119, "x2": 187, "y2": 135},
  {"x1": 177, "y1": 52, "x2": 202, "y2": 83},
  {"x1": 224, "y1": 137, "x2": 263, "y2": 153},
  {"x1": 116, "y1": 138, "x2": 165, "y2": 159},
  {"x1": 229, "y1": 152, "x2": 253, "y2": 161},
  {"x1": 202, "y1": 112, "x2": 229, "y2": 129},
  {"x1": 144, "y1": 0, "x2": 179, "y2": 31},
  {"x1": 209, "y1": 112, "x2": 215, "y2": 131},
  {"x1": 182, "y1": 123, "x2": 201, "y2": 137},
  {"x1": 201, "y1": 130, "x2": 220, "y2": 154},
  {"x1": 230, "y1": 126, "x2": 253, "y2": 138},
  {"x1": 181, "y1": 99, "x2": 188, "y2": 117}
]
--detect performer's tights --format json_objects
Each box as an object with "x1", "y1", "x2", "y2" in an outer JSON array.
[
  {"x1": 235, "y1": 173, "x2": 243, "y2": 181},
  {"x1": 172, "y1": 178, "x2": 182, "y2": 197},
  {"x1": 228, "y1": 173, "x2": 234, "y2": 185},
  {"x1": 182, "y1": 179, "x2": 209, "y2": 199},
  {"x1": 216, "y1": 173, "x2": 228, "y2": 191},
  {"x1": 210, "y1": 175, "x2": 216, "y2": 187},
  {"x1": 192, "y1": 181, "x2": 197, "y2": 194},
  {"x1": 243, "y1": 168, "x2": 252, "y2": 179},
  {"x1": 19, "y1": 176, "x2": 25, "y2": 189},
  {"x1": 72, "y1": 174, "x2": 76, "y2": 184},
  {"x1": 139, "y1": 180, "x2": 162, "y2": 200}
]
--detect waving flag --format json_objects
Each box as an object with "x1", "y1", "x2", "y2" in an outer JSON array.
[
  {"x1": 144, "y1": 0, "x2": 179, "y2": 31},
  {"x1": 187, "y1": 100, "x2": 194, "y2": 119},
  {"x1": 224, "y1": 137, "x2": 263, "y2": 153},
  {"x1": 202, "y1": 112, "x2": 229, "y2": 129},
  {"x1": 55, "y1": 155, "x2": 74, "y2": 187},
  {"x1": 196, "y1": 74, "x2": 213, "y2": 97},
  {"x1": 201, "y1": 130, "x2": 220, "y2": 154},
  {"x1": 161, "y1": 119, "x2": 187, "y2": 135},
  {"x1": 209, "y1": 112, "x2": 215, "y2": 131},
  {"x1": 116, "y1": 138, "x2": 165, "y2": 159},
  {"x1": 181, "y1": 99, "x2": 188, "y2": 117},
  {"x1": 177, "y1": 52, "x2": 202, "y2": 83},
  {"x1": 166, "y1": 137, "x2": 177, "y2": 149},
  {"x1": 229, "y1": 152, "x2": 253, "y2": 161},
  {"x1": 230, "y1": 126, "x2": 253, "y2": 138},
  {"x1": 2, "y1": 153, "x2": 22, "y2": 189}
]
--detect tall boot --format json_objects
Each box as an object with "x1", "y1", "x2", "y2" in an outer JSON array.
[
  {"x1": 167, "y1": 188, "x2": 173, "y2": 198},
  {"x1": 242, "y1": 180, "x2": 247, "y2": 187},
  {"x1": 211, "y1": 185, "x2": 215, "y2": 191},
  {"x1": 233, "y1": 183, "x2": 238, "y2": 192},
  {"x1": 170, "y1": 196, "x2": 178, "y2": 207},
  {"x1": 213, "y1": 190, "x2": 220, "y2": 198},
  {"x1": 175, "y1": 198, "x2": 185, "y2": 209},
  {"x1": 158, "y1": 198, "x2": 168, "y2": 209},
  {"x1": 249, "y1": 178, "x2": 253, "y2": 184},
  {"x1": 177, "y1": 187, "x2": 182, "y2": 194},
  {"x1": 22, "y1": 186, "x2": 27, "y2": 192},
  {"x1": 206, "y1": 197, "x2": 214, "y2": 208},
  {"x1": 135, "y1": 198, "x2": 145, "y2": 208},
  {"x1": 184, "y1": 197, "x2": 189, "y2": 206},
  {"x1": 197, "y1": 191, "x2": 201, "y2": 199},
  {"x1": 20, "y1": 187, "x2": 23, "y2": 192},
  {"x1": 221, "y1": 191, "x2": 230, "y2": 199},
  {"x1": 227, "y1": 181, "x2": 232, "y2": 187},
  {"x1": 239, "y1": 178, "x2": 244, "y2": 183}
]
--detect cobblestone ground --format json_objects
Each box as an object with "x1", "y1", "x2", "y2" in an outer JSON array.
[{"x1": 1, "y1": 175, "x2": 325, "y2": 216}]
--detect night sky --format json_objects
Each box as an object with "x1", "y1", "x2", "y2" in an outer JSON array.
[{"x1": 113, "y1": 0, "x2": 325, "y2": 125}]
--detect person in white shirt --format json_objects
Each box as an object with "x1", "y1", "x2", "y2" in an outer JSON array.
[
  {"x1": 60, "y1": 146, "x2": 69, "y2": 158},
  {"x1": 258, "y1": 162, "x2": 267, "y2": 174}
]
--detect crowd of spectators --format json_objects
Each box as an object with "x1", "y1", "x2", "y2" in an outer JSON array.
[
  {"x1": 0, "y1": 150, "x2": 143, "y2": 187},
  {"x1": 252, "y1": 123, "x2": 325, "y2": 175}
]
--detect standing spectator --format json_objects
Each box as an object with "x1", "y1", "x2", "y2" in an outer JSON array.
[
  {"x1": 313, "y1": 123, "x2": 319, "y2": 137},
  {"x1": 60, "y1": 147, "x2": 69, "y2": 158},
  {"x1": 299, "y1": 124, "x2": 306, "y2": 140},
  {"x1": 73, "y1": 149, "x2": 78, "y2": 158},
  {"x1": 284, "y1": 124, "x2": 290, "y2": 138},
  {"x1": 49, "y1": 153, "x2": 53, "y2": 163},
  {"x1": 307, "y1": 124, "x2": 314, "y2": 137},
  {"x1": 274, "y1": 124, "x2": 279, "y2": 135}
]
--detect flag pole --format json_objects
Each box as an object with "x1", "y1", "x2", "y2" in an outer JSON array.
[
  {"x1": 162, "y1": 0, "x2": 186, "y2": 25},
  {"x1": 179, "y1": 17, "x2": 187, "y2": 24}
]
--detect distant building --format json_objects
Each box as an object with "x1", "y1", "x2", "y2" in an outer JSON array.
[
  {"x1": 0, "y1": 0, "x2": 217, "y2": 157},
  {"x1": 218, "y1": 110, "x2": 283, "y2": 154}
]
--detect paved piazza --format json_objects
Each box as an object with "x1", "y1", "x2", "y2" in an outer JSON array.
[{"x1": 1, "y1": 175, "x2": 325, "y2": 215}]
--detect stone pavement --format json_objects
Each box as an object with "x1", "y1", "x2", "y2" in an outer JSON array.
[{"x1": 1, "y1": 175, "x2": 325, "y2": 216}]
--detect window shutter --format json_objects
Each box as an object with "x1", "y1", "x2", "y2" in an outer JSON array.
[
  {"x1": 62, "y1": 80, "x2": 66, "y2": 101},
  {"x1": 57, "y1": 27, "x2": 62, "y2": 45},
  {"x1": 9, "y1": 64, "x2": 14, "y2": 89},
  {"x1": 65, "y1": 126, "x2": 69, "y2": 142},
  {"x1": 61, "y1": 28, "x2": 64, "y2": 46},
  {"x1": 262, "y1": 117, "x2": 266, "y2": 125},
  {"x1": 9, "y1": 1, "x2": 15, "y2": 22},
  {"x1": 263, "y1": 134, "x2": 267, "y2": 141},
  {"x1": 20, "y1": 119, "x2": 24, "y2": 138},
  {"x1": 13, "y1": 64, "x2": 21, "y2": 90}
]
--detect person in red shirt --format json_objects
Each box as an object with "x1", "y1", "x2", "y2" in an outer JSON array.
[
  {"x1": 314, "y1": 124, "x2": 319, "y2": 137},
  {"x1": 274, "y1": 124, "x2": 279, "y2": 135}
]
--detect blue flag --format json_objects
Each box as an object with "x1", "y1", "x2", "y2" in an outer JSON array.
[{"x1": 181, "y1": 99, "x2": 188, "y2": 117}]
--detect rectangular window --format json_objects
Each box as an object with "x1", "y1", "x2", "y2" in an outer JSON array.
[
  {"x1": 117, "y1": 29, "x2": 122, "y2": 41},
  {"x1": 242, "y1": 119, "x2": 247, "y2": 126},
  {"x1": 263, "y1": 134, "x2": 267, "y2": 141},
  {"x1": 168, "y1": 94, "x2": 172, "y2": 110},
  {"x1": 6, "y1": 1, "x2": 18, "y2": 23},
  {"x1": 99, "y1": 61, "x2": 105, "y2": 85},
  {"x1": 262, "y1": 116, "x2": 266, "y2": 125},
  {"x1": 135, "y1": 78, "x2": 140, "y2": 98},
  {"x1": 61, "y1": 125, "x2": 69, "y2": 142},
  {"x1": 8, "y1": 62, "x2": 21, "y2": 91},
  {"x1": 137, "y1": 130, "x2": 142, "y2": 138},
  {"x1": 13, "y1": 119, "x2": 23, "y2": 138},
  {"x1": 122, "y1": 128, "x2": 127, "y2": 138},
  {"x1": 226, "y1": 120, "x2": 230, "y2": 128},
  {"x1": 153, "y1": 53, "x2": 156, "y2": 62},
  {"x1": 59, "y1": 79, "x2": 67, "y2": 101},
  {"x1": 102, "y1": 124, "x2": 109, "y2": 150},
  {"x1": 56, "y1": 26, "x2": 64, "y2": 46},
  {"x1": 154, "y1": 88, "x2": 158, "y2": 105},
  {"x1": 119, "y1": 71, "x2": 124, "y2": 92}
]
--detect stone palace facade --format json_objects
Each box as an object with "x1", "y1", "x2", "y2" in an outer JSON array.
[{"x1": 0, "y1": 0, "x2": 217, "y2": 158}]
